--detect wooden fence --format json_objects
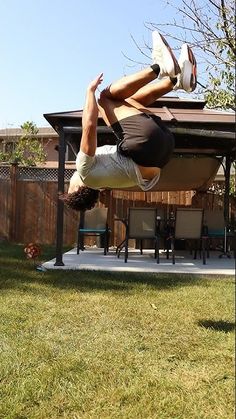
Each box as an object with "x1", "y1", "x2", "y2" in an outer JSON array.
[{"x1": 0, "y1": 164, "x2": 233, "y2": 247}]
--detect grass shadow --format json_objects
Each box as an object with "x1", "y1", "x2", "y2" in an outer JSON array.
[
  {"x1": 198, "y1": 319, "x2": 235, "y2": 333},
  {"x1": 0, "y1": 264, "x2": 216, "y2": 294},
  {"x1": 0, "y1": 242, "x2": 232, "y2": 294}
]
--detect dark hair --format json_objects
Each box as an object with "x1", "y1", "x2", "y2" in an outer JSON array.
[{"x1": 60, "y1": 186, "x2": 99, "y2": 212}]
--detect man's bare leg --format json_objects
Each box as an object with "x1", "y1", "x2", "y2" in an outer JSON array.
[
  {"x1": 130, "y1": 77, "x2": 175, "y2": 107},
  {"x1": 98, "y1": 74, "x2": 175, "y2": 126},
  {"x1": 103, "y1": 66, "x2": 158, "y2": 100},
  {"x1": 98, "y1": 66, "x2": 160, "y2": 126},
  {"x1": 99, "y1": 31, "x2": 180, "y2": 125}
]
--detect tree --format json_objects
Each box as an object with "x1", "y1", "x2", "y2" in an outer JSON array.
[
  {"x1": 0, "y1": 121, "x2": 46, "y2": 166},
  {"x1": 145, "y1": 0, "x2": 235, "y2": 110},
  {"x1": 208, "y1": 161, "x2": 236, "y2": 197}
]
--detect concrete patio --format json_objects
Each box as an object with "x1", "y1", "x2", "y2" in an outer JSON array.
[{"x1": 43, "y1": 247, "x2": 235, "y2": 275}]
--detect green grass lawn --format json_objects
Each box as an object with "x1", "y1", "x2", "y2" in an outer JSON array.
[{"x1": 0, "y1": 243, "x2": 235, "y2": 419}]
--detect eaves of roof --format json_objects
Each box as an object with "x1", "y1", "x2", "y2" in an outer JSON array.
[
  {"x1": 44, "y1": 99, "x2": 235, "y2": 132},
  {"x1": 44, "y1": 97, "x2": 235, "y2": 158},
  {"x1": 0, "y1": 127, "x2": 58, "y2": 138}
]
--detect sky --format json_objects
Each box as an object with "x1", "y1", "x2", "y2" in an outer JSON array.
[{"x1": 1, "y1": 0, "x2": 188, "y2": 129}]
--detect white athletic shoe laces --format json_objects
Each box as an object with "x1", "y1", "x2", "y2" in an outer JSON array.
[{"x1": 152, "y1": 31, "x2": 181, "y2": 78}]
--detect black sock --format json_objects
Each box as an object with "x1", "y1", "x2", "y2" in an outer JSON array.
[
  {"x1": 170, "y1": 76, "x2": 177, "y2": 86},
  {"x1": 150, "y1": 64, "x2": 160, "y2": 77}
]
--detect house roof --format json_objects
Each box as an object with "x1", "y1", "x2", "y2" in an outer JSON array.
[{"x1": 0, "y1": 127, "x2": 57, "y2": 139}]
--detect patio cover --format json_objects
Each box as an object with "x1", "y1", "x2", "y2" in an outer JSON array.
[
  {"x1": 45, "y1": 97, "x2": 235, "y2": 191},
  {"x1": 44, "y1": 97, "x2": 235, "y2": 265}
]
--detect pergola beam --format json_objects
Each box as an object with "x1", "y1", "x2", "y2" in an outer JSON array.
[{"x1": 55, "y1": 126, "x2": 66, "y2": 266}]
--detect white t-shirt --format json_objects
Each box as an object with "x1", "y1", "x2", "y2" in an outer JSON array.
[{"x1": 75, "y1": 145, "x2": 160, "y2": 191}]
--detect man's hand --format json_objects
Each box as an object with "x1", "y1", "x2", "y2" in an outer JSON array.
[
  {"x1": 87, "y1": 73, "x2": 103, "y2": 92},
  {"x1": 81, "y1": 73, "x2": 103, "y2": 156}
]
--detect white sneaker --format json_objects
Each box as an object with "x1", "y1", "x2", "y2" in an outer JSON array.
[
  {"x1": 174, "y1": 44, "x2": 197, "y2": 92},
  {"x1": 152, "y1": 31, "x2": 181, "y2": 78}
]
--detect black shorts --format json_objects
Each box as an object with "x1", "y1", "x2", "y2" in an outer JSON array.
[{"x1": 111, "y1": 113, "x2": 175, "y2": 168}]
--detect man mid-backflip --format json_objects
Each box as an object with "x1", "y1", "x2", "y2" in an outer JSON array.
[{"x1": 62, "y1": 31, "x2": 197, "y2": 211}]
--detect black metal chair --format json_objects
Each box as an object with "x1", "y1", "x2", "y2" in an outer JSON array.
[
  {"x1": 203, "y1": 209, "x2": 234, "y2": 258},
  {"x1": 167, "y1": 208, "x2": 207, "y2": 264},
  {"x1": 117, "y1": 207, "x2": 160, "y2": 263},
  {"x1": 77, "y1": 207, "x2": 110, "y2": 255}
]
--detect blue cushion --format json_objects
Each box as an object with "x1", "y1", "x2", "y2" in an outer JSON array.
[{"x1": 208, "y1": 229, "x2": 224, "y2": 237}]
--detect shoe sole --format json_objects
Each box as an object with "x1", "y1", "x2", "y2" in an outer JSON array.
[
  {"x1": 187, "y1": 45, "x2": 197, "y2": 91},
  {"x1": 182, "y1": 44, "x2": 197, "y2": 92},
  {"x1": 153, "y1": 31, "x2": 181, "y2": 77}
]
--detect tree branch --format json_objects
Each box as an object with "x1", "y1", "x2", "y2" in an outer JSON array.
[
  {"x1": 208, "y1": 0, "x2": 222, "y2": 10},
  {"x1": 220, "y1": 0, "x2": 236, "y2": 55}
]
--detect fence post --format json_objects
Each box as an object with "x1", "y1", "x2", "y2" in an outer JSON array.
[{"x1": 9, "y1": 163, "x2": 18, "y2": 242}]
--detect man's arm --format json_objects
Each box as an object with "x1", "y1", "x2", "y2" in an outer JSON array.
[{"x1": 80, "y1": 73, "x2": 103, "y2": 156}]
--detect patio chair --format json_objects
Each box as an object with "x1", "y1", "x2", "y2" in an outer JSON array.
[
  {"x1": 77, "y1": 207, "x2": 110, "y2": 255},
  {"x1": 167, "y1": 208, "x2": 207, "y2": 264},
  {"x1": 203, "y1": 209, "x2": 234, "y2": 258},
  {"x1": 119, "y1": 207, "x2": 160, "y2": 263}
]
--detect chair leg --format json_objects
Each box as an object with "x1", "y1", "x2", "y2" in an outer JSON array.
[
  {"x1": 105, "y1": 228, "x2": 110, "y2": 255},
  {"x1": 202, "y1": 238, "x2": 206, "y2": 265},
  {"x1": 103, "y1": 233, "x2": 106, "y2": 255},
  {"x1": 124, "y1": 236, "x2": 128, "y2": 263},
  {"x1": 156, "y1": 237, "x2": 160, "y2": 264},
  {"x1": 193, "y1": 239, "x2": 200, "y2": 259},
  {"x1": 77, "y1": 231, "x2": 80, "y2": 254},
  {"x1": 140, "y1": 240, "x2": 143, "y2": 255},
  {"x1": 234, "y1": 233, "x2": 236, "y2": 258},
  {"x1": 77, "y1": 233, "x2": 85, "y2": 254},
  {"x1": 166, "y1": 238, "x2": 170, "y2": 259},
  {"x1": 117, "y1": 239, "x2": 125, "y2": 258},
  {"x1": 104, "y1": 232, "x2": 109, "y2": 255},
  {"x1": 194, "y1": 240, "x2": 197, "y2": 259},
  {"x1": 207, "y1": 238, "x2": 210, "y2": 258},
  {"x1": 198, "y1": 238, "x2": 202, "y2": 259},
  {"x1": 171, "y1": 238, "x2": 175, "y2": 264},
  {"x1": 107, "y1": 230, "x2": 110, "y2": 253}
]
